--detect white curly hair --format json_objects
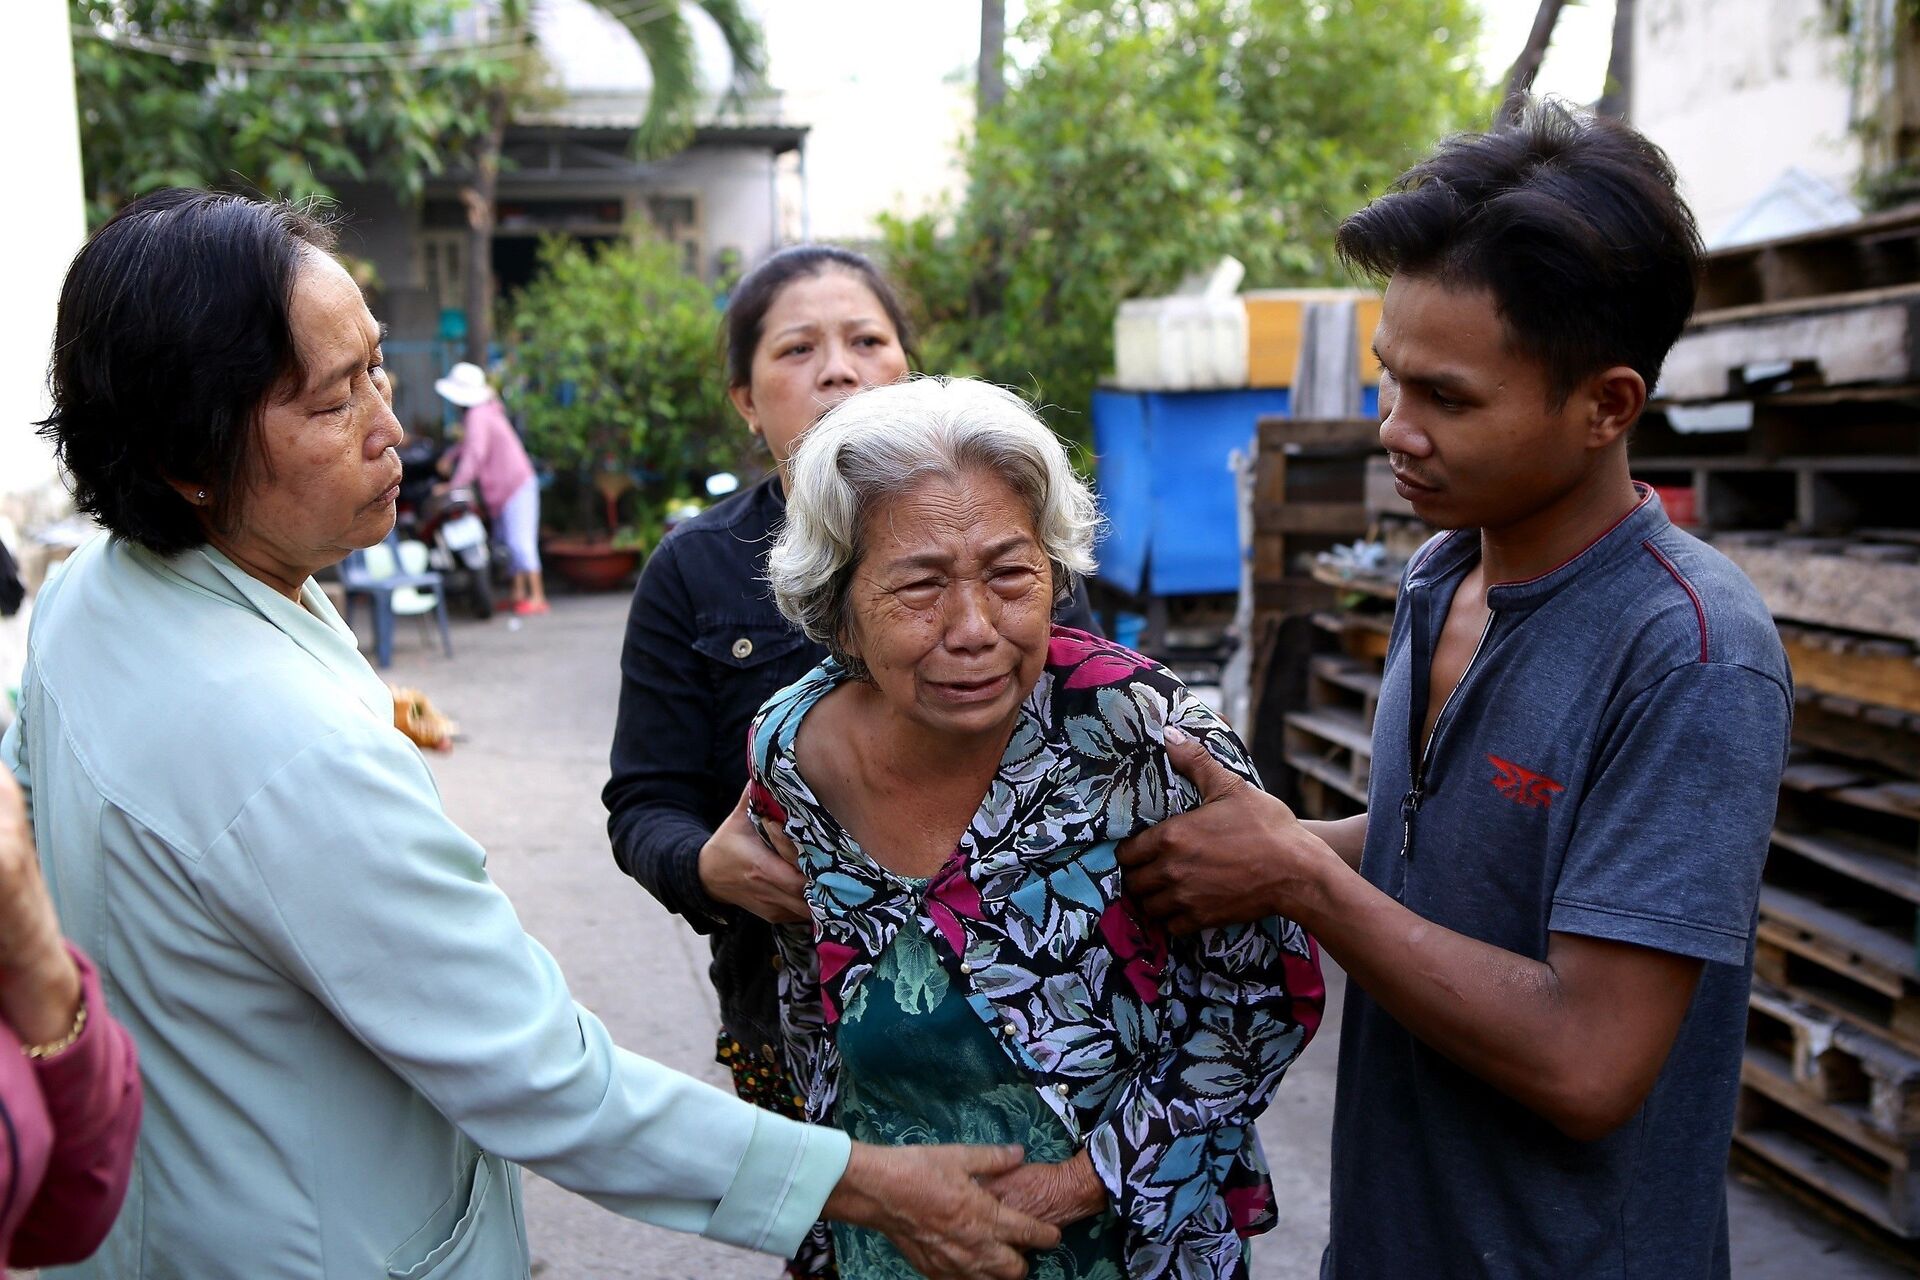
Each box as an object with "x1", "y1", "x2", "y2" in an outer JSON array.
[{"x1": 767, "y1": 376, "x2": 1101, "y2": 674}]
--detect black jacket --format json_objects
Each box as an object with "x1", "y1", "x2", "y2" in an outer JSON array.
[{"x1": 604, "y1": 474, "x2": 1096, "y2": 1053}]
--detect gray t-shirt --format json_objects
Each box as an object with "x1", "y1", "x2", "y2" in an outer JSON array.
[{"x1": 1324, "y1": 490, "x2": 1792, "y2": 1279}]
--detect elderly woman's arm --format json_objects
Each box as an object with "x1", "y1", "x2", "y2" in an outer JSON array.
[
  {"x1": 7, "y1": 947, "x2": 143, "y2": 1269},
  {"x1": 0, "y1": 761, "x2": 142, "y2": 1269},
  {"x1": 1092, "y1": 695, "x2": 1326, "y2": 1247}
]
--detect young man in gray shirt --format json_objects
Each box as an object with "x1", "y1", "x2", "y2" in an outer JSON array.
[{"x1": 1120, "y1": 100, "x2": 1792, "y2": 1277}]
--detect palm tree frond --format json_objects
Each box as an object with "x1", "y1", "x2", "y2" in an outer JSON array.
[
  {"x1": 623, "y1": 3, "x2": 698, "y2": 158},
  {"x1": 691, "y1": 0, "x2": 767, "y2": 92}
]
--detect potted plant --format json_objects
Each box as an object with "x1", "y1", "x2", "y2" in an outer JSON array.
[{"x1": 500, "y1": 231, "x2": 743, "y2": 589}]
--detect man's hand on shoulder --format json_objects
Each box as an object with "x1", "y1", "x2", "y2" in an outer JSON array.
[{"x1": 1117, "y1": 727, "x2": 1348, "y2": 932}]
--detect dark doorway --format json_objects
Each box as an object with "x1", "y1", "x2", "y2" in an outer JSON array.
[{"x1": 491, "y1": 234, "x2": 621, "y2": 299}]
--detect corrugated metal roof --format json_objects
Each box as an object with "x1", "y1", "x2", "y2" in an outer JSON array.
[{"x1": 509, "y1": 107, "x2": 807, "y2": 154}]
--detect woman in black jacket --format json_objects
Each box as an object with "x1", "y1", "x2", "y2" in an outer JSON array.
[
  {"x1": 604, "y1": 252, "x2": 1096, "y2": 1273},
  {"x1": 605, "y1": 250, "x2": 913, "y2": 1137}
]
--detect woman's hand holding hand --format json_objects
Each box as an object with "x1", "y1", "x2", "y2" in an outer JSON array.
[
  {"x1": 825, "y1": 1141, "x2": 1061, "y2": 1279},
  {"x1": 980, "y1": 1149, "x2": 1109, "y2": 1228},
  {"x1": 698, "y1": 787, "x2": 808, "y2": 924},
  {"x1": 0, "y1": 770, "x2": 82, "y2": 1047}
]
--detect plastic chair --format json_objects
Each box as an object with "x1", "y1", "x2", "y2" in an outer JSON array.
[{"x1": 340, "y1": 536, "x2": 454, "y2": 668}]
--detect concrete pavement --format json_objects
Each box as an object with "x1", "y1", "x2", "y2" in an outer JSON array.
[{"x1": 381, "y1": 591, "x2": 1911, "y2": 1279}]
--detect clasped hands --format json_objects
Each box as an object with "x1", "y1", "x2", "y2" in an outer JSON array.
[{"x1": 826, "y1": 1141, "x2": 1104, "y2": 1280}]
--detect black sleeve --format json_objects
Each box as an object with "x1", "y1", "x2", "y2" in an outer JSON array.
[
  {"x1": 603, "y1": 539, "x2": 731, "y2": 932},
  {"x1": 1055, "y1": 577, "x2": 1102, "y2": 636},
  {"x1": 0, "y1": 537, "x2": 22, "y2": 617}
]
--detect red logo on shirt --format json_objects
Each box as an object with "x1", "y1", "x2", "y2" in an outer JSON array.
[{"x1": 1488, "y1": 754, "x2": 1565, "y2": 810}]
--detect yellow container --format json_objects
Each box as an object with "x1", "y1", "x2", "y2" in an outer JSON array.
[{"x1": 1242, "y1": 288, "x2": 1382, "y2": 388}]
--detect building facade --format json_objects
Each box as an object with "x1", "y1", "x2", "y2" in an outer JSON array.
[
  {"x1": 1630, "y1": 0, "x2": 1893, "y2": 244},
  {"x1": 334, "y1": 110, "x2": 806, "y2": 433}
]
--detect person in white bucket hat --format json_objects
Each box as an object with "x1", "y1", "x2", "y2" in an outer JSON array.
[{"x1": 435, "y1": 361, "x2": 548, "y2": 615}]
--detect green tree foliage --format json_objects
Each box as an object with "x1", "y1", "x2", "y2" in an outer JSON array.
[
  {"x1": 70, "y1": 0, "x2": 765, "y2": 226},
  {"x1": 70, "y1": 0, "x2": 524, "y2": 225},
  {"x1": 500, "y1": 234, "x2": 738, "y2": 540},
  {"x1": 881, "y1": 0, "x2": 1492, "y2": 445}
]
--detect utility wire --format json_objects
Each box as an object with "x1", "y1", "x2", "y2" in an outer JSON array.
[{"x1": 71, "y1": 0, "x2": 678, "y2": 72}]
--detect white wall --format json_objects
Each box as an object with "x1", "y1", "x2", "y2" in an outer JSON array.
[
  {"x1": 1632, "y1": 0, "x2": 1862, "y2": 242},
  {"x1": 653, "y1": 146, "x2": 780, "y2": 268},
  {"x1": 1, "y1": 0, "x2": 85, "y2": 496}
]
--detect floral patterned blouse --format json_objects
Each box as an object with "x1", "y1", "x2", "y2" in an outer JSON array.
[{"x1": 747, "y1": 627, "x2": 1326, "y2": 1279}]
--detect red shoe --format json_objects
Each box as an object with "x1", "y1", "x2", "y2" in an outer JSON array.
[{"x1": 513, "y1": 599, "x2": 550, "y2": 616}]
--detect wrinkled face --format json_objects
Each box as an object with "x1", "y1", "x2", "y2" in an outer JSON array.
[
  {"x1": 844, "y1": 469, "x2": 1054, "y2": 742},
  {"x1": 225, "y1": 251, "x2": 403, "y2": 586},
  {"x1": 730, "y1": 268, "x2": 910, "y2": 470},
  {"x1": 1374, "y1": 274, "x2": 1599, "y2": 533}
]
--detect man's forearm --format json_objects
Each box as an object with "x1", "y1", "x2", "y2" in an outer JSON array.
[
  {"x1": 1290, "y1": 860, "x2": 1629, "y2": 1139},
  {"x1": 1301, "y1": 814, "x2": 1367, "y2": 869},
  {"x1": 1121, "y1": 736, "x2": 1694, "y2": 1142}
]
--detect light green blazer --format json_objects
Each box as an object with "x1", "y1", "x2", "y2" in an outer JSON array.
[{"x1": 3, "y1": 536, "x2": 848, "y2": 1279}]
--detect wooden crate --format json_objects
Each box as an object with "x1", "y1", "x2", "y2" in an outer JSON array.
[
  {"x1": 1696, "y1": 204, "x2": 1920, "y2": 313},
  {"x1": 1250, "y1": 416, "x2": 1379, "y2": 605},
  {"x1": 1714, "y1": 534, "x2": 1920, "y2": 647},
  {"x1": 1780, "y1": 625, "x2": 1920, "y2": 718},
  {"x1": 1627, "y1": 456, "x2": 1920, "y2": 536},
  {"x1": 1795, "y1": 692, "x2": 1920, "y2": 781},
  {"x1": 1663, "y1": 285, "x2": 1920, "y2": 403},
  {"x1": 1766, "y1": 754, "x2": 1920, "y2": 984},
  {"x1": 1734, "y1": 1066, "x2": 1920, "y2": 1237},
  {"x1": 1637, "y1": 385, "x2": 1920, "y2": 462},
  {"x1": 1282, "y1": 652, "x2": 1382, "y2": 819},
  {"x1": 1283, "y1": 708, "x2": 1371, "y2": 817},
  {"x1": 1247, "y1": 416, "x2": 1388, "y2": 805},
  {"x1": 1756, "y1": 885, "x2": 1920, "y2": 1052},
  {"x1": 1749, "y1": 980, "x2": 1920, "y2": 1141}
]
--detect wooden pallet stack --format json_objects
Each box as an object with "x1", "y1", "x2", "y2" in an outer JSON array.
[
  {"x1": 1725, "y1": 616, "x2": 1920, "y2": 1234},
  {"x1": 1272, "y1": 465, "x2": 1413, "y2": 820},
  {"x1": 1635, "y1": 209, "x2": 1920, "y2": 1238},
  {"x1": 1244, "y1": 417, "x2": 1386, "y2": 798},
  {"x1": 1259, "y1": 443, "x2": 1428, "y2": 821},
  {"x1": 1248, "y1": 417, "x2": 1383, "y2": 618}
]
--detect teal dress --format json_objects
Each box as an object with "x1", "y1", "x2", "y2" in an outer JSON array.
[{"x1": 830, "y1": 895, "x2": 1126, "y2": 1280}]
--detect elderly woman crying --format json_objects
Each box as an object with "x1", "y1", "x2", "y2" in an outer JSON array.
[{"x1": 748, "y1": 378, "x2": 1326, "y2": 1280}]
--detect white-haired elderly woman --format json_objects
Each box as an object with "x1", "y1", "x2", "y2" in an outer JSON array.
[{"x1": 745, "y1": 378, "x2": 1326, "y2": 1280}]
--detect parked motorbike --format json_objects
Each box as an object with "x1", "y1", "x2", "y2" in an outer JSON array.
[
  {"x1": 395, "y1": 438, "x2": 504, "y2": 620},
  {"x1": 415, "y1": 486, "x2": 497, "y2": 620}
]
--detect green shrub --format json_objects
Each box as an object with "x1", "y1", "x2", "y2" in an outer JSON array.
[{"x1": 501, "y1": 232, "x2": 743, "y2": 543}]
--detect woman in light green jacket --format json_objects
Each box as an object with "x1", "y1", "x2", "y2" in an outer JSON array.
[{"x1": 1, "y1": 189, "x2": 1060, "y2": 1280}]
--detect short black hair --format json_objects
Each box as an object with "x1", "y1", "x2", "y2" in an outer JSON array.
[
  {"x1": 1336, "y1": 98, "x2": 1703, "y2": 406},
  {"x1": 40, "y1": 189, "x2": 337, "y2": 555},
  {"x1": 723, "y1": 244, "x2": 918, "y2": 389}
]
